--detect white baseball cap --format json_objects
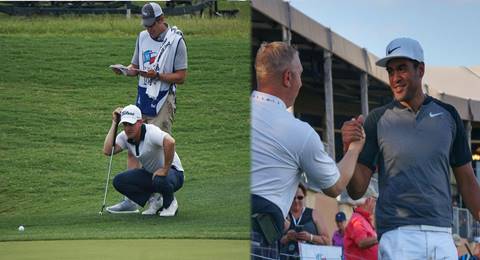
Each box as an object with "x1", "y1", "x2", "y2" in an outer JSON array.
[
  {"x1": 119, "y1": 105, "x2": 142, "y2": 124},
  {"x1": 376, "y1": 37, "x2": 424, "y2": 67},
  {"x1": 141, "y1": 2, "x2": 163, "y2": 27}
]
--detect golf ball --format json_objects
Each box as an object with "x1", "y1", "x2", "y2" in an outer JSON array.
[{"x1": 18, "y1": 225, "x2": 24, "y2": 232}]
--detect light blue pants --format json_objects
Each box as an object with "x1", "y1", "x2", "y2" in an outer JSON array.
[{"x1": 379, "y1": 225, "x2": 456, "y2": 260}]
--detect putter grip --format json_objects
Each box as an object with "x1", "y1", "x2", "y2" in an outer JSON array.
[{"x1": 112, "y1": 113, "x2": 121, "y2": 147}]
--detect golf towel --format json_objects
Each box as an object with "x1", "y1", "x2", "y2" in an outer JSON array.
[{"x1": 145, "y1": 26, "x2": 183, "y2": 100}]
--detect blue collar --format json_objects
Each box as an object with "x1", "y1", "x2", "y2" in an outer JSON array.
[{"x1": 393, "y1": 95, "x2": 433, "y2": 109}]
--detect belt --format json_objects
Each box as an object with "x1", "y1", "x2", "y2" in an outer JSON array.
[{"x1": 397, "y1": 225, "x2": 452, "y2": 233}]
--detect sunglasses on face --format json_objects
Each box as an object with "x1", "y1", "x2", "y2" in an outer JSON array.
[{"x1": 295, "y1": 196, "x2": 304, "y2": 201}]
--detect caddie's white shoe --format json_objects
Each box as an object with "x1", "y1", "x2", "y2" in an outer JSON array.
[
  {"x1": 142, "y1": 193, "x2": 163, "y2": 215},
  {"x1": 159, "y1": 197, "x2": 178, "y2": 217}
]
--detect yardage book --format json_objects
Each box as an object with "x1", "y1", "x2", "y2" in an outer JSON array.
[{"x1": 109, "y1": 64, "x2": 147, "y2": 75}]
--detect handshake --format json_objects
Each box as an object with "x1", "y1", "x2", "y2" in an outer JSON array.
[{"x1": 341, "y1": 115, "x2": 366, "y2": 153}]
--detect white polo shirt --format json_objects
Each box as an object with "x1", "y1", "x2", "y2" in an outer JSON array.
[
  {"x1": 251, "y1": 91, "x2": 339, "y2": 218},
  {"x1": 116, "y1": 124, "x2": 183, "y2": 173}
]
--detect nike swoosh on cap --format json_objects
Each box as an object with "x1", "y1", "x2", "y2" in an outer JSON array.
[{"x1": 387, "y1": 46, "x2": 401, "y2": 55}]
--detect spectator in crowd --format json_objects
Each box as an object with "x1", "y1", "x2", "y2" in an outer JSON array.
[
  {"x1": 332, "y1": 211, "x2": 347, "y2": 248},
  {"x1": 344, "y1": 189, "x2": 378, "y2": 260},
  {"x1": 280, "y1": 184, "x2": 330, "y2": 259}
]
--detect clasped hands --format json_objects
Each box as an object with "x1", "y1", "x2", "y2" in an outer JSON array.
[{"x1": 341, "y1": 115, "x2": 366, "y2": 152}]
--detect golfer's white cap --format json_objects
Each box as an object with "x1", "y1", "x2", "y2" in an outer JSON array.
[
  {"x1": 119, "y1": 105, "x2": 142, "y2": 124},
  {"x1": 376, "y1": 37, "x2": 424, "y2": 67},
  {"x1": 141, "y1": 2, "x2": 163, "y2": 27}
]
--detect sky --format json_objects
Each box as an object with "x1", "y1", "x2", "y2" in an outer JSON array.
[{"x1": 289, "y1": 0, "x2": 480, "y2": 67}]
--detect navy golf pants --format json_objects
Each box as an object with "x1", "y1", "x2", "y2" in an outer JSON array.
[{"x1": 112, "y1": 167, "x2": 184, "y2": 208}]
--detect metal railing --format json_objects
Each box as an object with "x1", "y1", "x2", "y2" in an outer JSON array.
[{"x1": 453, "y1": 206, "x2": 480, "y2": 241}]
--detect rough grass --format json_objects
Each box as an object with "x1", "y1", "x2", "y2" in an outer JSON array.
[{"x1": 0, "y1": 1, "x2": 250, "y2": 38}]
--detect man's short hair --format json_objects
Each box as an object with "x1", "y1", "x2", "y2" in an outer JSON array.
[
  {"x1": 298, "y1": 183, "x2": 307, "y2": 196},
  {"x1": 255, "y1": 41, "x2": 298, "y2": 80}
]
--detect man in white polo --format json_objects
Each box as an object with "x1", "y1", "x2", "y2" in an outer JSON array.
[
  {"x1": 250, "y1": 42, "x2": 365, "y2": 259},
  {"x1": 103, "y1": 105, "x2": 184, "y2": 216}
]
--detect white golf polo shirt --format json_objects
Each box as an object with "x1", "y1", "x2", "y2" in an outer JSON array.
[
  {"x1": 251, "y1": 91, "x2": 340, "y2": 218},
  {"x1": 116, "y1": 124, "x2": 183, "y2": 173}
]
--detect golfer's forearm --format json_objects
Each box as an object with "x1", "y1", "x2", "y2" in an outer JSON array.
[
  {"x1": 103, "y1": 121, "x2": 117, "y2": 155},
  {"x1": 347, "y1": 165, "x2": 372, "y2": 200},
  {"x1": 323, "y1": 146, "x2": 364, "y2": 197},
  {"x1": 460, "y1": 181, "x2": 480, "y2": 221},
  {"x1": 162, "y1": 137, "x2": 175, "y2": 171},
  {"x1": 334, "y1": 149, "x2": 361, "y2": 191},
  {"x1": 454, "y1": 164, "x2": 480, "y2": 221}
]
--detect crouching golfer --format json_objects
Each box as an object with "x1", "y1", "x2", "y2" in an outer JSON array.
[{"x1": 103, "y1": 105, "x2": 184, "y2": 216}]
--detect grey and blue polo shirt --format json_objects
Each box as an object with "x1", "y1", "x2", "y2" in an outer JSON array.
[{"x1": 358, "y1": 95, "x2": 471, "y2": 236}]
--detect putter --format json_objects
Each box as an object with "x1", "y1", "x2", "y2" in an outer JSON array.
[
  {"x1": 99, "y1": 113, "x2": 120, "y2": 215},
  {"x1": 466, "y1": 242, "x2": 474, "y2": 257}
]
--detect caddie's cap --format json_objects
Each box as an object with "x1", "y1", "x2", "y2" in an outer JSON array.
[
  {"x1": 141, "y1": 2, "x2": 163, "y2": 27},
  {"x1": 119, "y1": 105, "x2": 142, "y2": 124},
  {"x1": 376, "y1": 37, "x2": 424, "y2": 67}
]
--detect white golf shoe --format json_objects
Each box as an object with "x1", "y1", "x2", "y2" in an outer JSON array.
[
  {"x1": 141, "y1": 193, "x2": 163, "y2": 215},
  {"x1": 159, "y1": 197, "x2": 178, "y2": 217}
]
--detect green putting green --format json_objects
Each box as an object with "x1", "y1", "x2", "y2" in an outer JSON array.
[{"x1": 0, "y1": 239, "x2": 249, "y2": 260}]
